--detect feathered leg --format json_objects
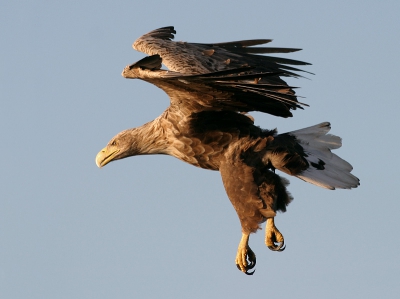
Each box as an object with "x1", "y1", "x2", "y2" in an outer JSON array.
[
  {"x1": 235, "y1": 233, "x2": 256, "y2": 275},
  {"x1": 265, "y1": 217, "x2": 285, "y2": 251},
  {"x1": 220, "y1": 152, "x2": 290, "y2": 275}
]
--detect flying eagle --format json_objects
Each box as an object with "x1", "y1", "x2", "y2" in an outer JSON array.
[{"x1": 95, "y1": 26, "x2": 359, "y2": 275}]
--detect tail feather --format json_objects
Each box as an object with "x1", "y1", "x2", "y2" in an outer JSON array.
[{"x1": 284, "y1": 122, "x2": 359, "y2": 190}]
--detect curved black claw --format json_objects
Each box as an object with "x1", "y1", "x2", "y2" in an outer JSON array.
[
  {"x1": 266, "y1": 225, "x2": 286, "y2": 252},
  {"x1": 236, "y1": 250, "x2": 256, "y2": 275},
  {"x1": 236, "y1": 264, "x2": 255, "y2": 275},
  {"x1": 267, "y1": 240, "x2": 285, "y2": 252}
]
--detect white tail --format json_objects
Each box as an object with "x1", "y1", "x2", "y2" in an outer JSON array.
[{"x1": 288, "y1": 122, "x2": 359, "y2": 190}]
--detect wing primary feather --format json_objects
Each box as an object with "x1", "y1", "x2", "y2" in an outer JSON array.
[
  {"x1": 257, "y1": 56, "x2": 311, "y2": 66},
  {"x1": 217, "y1": 82, "x2": 299, "y2": 90},
  {"x1": 246, "y1": 47, "x2": 302, "y2": 53},
  {"x1": 211, "y1": 39, "x2": 273, "y2": 47},
  {"x1": 205, "y1": 73, "x2": 285, "y2": 81},
  {"x1": 195, "y1": 71, "x2": 286, "y2": 81},
  {"x1": 179, "y1": 66, "x2": 256, "y2": 78},
  {"x1": 187, "y1": 69, "x2": 304, "y2": 82},
  {"x1": 139, "y1": 26, "x2": 176, "y2": 40},
  {"x1": 231, "y1": 84, "x2": 308, "y2": 107},
  {"x1": 275, "y1": 64, "x2": 315, "y2": 75},
  {"x1": 128, "y1": 54, "x2": 162, "y2": 70}
]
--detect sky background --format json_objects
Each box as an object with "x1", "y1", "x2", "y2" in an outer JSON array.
[{"x1": 1, "y1": 1, "x2": 399, "y2": 298}]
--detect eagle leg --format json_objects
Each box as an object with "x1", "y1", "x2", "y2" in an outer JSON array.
[
  {"x1": 265, "y1": 218, "x2": 285, "y2": 252},
  {"x1": 235, "y1": 233, "x2": 256, "y2": 275}
]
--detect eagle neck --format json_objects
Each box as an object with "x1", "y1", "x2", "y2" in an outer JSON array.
[{"x1": 129, "y1": 115, "x2": 169, "y2": 155}]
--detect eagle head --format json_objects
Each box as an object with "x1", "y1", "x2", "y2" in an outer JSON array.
[{"x1": 95, "y1": 129, "x2": 140, "y2": 168}]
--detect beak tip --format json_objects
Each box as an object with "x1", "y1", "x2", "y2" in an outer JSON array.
[
  {"x1": 95, "y1": 146, "x2": 117, "y2": 168},
  {"x1": 95, "y1": 152, "x2": 104, "y2": 168}
]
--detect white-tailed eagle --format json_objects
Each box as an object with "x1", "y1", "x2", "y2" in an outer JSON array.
[{"x1": 96, "y1": 26, "x2": 359, "y2": 275}]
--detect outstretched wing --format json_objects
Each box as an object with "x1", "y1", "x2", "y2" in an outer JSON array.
[
  {"x1": 123, "y1": 26, "x2": 311, "y2": 117},
  {"x1": 123, "y1": 61, "x2": 307, "y2": 117},
  {"x1": 132, "y1": 26, "x2": 310, "y2": 77}
]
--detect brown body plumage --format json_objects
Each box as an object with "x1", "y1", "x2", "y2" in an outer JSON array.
[{"x1": 96, "y1": 27, "x2": 359, "y2": 275}]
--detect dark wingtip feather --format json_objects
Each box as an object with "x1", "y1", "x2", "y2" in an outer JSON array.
[
  {"x1": 144, "y1": 26, "x2": 176, "y2": 40},
  {"x1": 128, "y1": 54, "x2": 162, "y2": 70},
  {"x1": 214, "y1": 39, "x2": 273, "y2": 48},
  {"x1": 245, "y1": 47, "x2": 302, "y2": 54}
]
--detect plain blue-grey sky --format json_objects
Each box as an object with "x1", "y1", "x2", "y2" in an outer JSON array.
[{"x1": 1, "y1": 1, "x2": 399, "y2": 298}]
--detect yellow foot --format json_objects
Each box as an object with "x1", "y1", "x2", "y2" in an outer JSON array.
[
  {"x1": 265, "y1": 218, "x2": 285, "y2": 252},
  {"x1": 235, "y1": 233, "x2": 256, "y2": 275}
]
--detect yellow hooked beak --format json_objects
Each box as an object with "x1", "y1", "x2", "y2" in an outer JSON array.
[{"x1": 95, "y1": 146, "x2": 120, "y2": 168}]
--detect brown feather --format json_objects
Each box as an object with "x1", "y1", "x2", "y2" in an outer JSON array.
[{"x1": 97, "y1": 27, "x2": 359, "y2": 274}]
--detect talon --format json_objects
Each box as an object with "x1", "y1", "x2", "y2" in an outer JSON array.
[
  {"x1": 236, "y1": 262, "x2": 255, "y2": 275},
  {"x1": 235, "y1": 233, "x2": 256, "y2": 275},
  {"x1": 265, "y1": 218, "x2": 286, "y2": 252},
  {"x1": 268, "y1": 240, "x2": 285, "y2": 252}
]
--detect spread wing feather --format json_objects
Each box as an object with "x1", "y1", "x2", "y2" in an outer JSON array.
[
  {"x1": 124, "y1": 26, "x2": 312, "y2": 117},
  {"x1": 123, "y1": 61, "x2": 305, "y2": 117},
  {"x1": 133, "y1": 26, "x2": 310, "y2": 73}
]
